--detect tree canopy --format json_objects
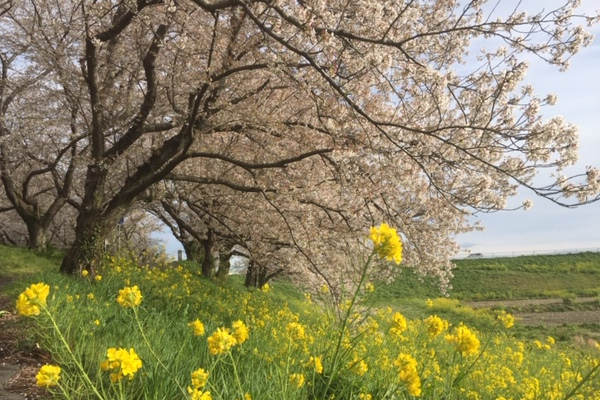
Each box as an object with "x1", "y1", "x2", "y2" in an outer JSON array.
[{"x1": 0, "y1": 0, "x2": 598, "y2": 289}]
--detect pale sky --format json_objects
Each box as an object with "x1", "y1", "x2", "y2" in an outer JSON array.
[
  {"x1": 159, "y1": 1, "x2": 600, "y2": 259},
  {"x1": 457, "y1": 1, "x2": 600, "y2": 256}
]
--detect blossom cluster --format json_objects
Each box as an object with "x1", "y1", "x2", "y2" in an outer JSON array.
[
  {"x1": 205, "y1": 320, "x2": 249, "y2": 356},
  {"x1": 100, "y1": 347, "x2": 143, "y2": 382},
  {"x1": 369, "y1": 223, "x2": 403, "y2": 264},
  {"x1": 188, "y1": 368, "x2": 212, "y2": 400},
  {"x1": 16, "y1": 283, "x2": 50, "y2": 316}
]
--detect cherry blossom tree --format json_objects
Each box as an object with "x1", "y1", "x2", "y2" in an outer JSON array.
[{"x1": 0, "y1": 0, "x2": 598, "y2": 288}]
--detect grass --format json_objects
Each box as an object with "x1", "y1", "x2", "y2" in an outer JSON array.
[
  {"x1": 0, "y1": 244, "x2": 62, "y2": 282},
  {"x1": 374, "y1": 252, "x2": 600, "y2": 301},
  {"x1": 2, "y1": 246, "x2": 600, "y2": 399}
]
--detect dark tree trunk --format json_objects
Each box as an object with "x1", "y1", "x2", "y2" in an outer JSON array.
[
  {"x1": 59, "y1": 211, "x2": 115, "y2": 275},
  {"x1": 201, "y1": 230, "x2": 216, "y2": 278},
  {"x1": 215, "y1": 253, "x2": 230, "y2": 279},
  {"x1": 183, "y1": 239, "x2": 203, "y2": 262},
  {"x1": 244, "y1": 260, "x2": 284, "y2": 288},
  {"x1": 27, "y1": 222, "x2": 48, "y2": 251}
]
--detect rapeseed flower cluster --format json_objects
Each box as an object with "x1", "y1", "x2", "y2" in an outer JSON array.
[
  {"x1": 389, "y1": 311, "x2": 408, "y2": 337},
  {"x1": 289, "y1": 373, "x2": 306, "y2": 388},
  {"x1": 424, "y1": 315, "x2": 448, "y2": 337},
  {"x1": 16, "y1": 283, "x2": 50, "y2": 316},
  {"x1": 305, "y1": 356, "x2": 323, "y2": 374},
  {"x1": 497, "y1": 311, "x2": 515, "y2": 329},
  {"x1": 232, "y1": 320, "x2": 249, "y2": 344},
  {"x1": 116, "y1": 285, "x2": 143, "y2": 308},
  {"x1": 35, "y1": 364, "x2": 61, "y2": 387},
  {"x1": 445, "y1": 325, "x2": 481, "y2": 356},
  {"x1": 207, "y1": 327, "x2": 238, "y2": 355},
  {"x1": 369, "y1": 223, "x2": 403, "y2": 264},
  {"x1": 188, "y1": 319, "x2": 206, "y2": 336},
  {"x1": 100, "y1": 347, "x2": 143, "y2": 382},
  {"x1": 395, "y1": 353, "x2": 421, "y2": 396},
  {"x1": 188, "y1": 368, "x2": 212, "y2": 400}
]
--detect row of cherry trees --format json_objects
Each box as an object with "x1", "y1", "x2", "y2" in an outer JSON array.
[{"x1": 1, "y1": 0, "x2": 599, "y2": 289}]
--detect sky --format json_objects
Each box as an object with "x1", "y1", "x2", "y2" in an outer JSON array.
[
  {"x1": 158, "y1": 1, "x2": 600, "y2": 259},
  {"x1": 456, "y1": 1, "x2": 600, "y2": 257}
]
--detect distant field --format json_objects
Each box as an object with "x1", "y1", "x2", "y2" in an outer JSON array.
[
  {"x1": 451, "y1": 252, "x2": 600, "y2": 300},
  {"x1": 375, "y1": 252, "x2": 600, "y2": 302},
  {"x1": 373, "y1": 252, "x2": 600, "y2": 339}
]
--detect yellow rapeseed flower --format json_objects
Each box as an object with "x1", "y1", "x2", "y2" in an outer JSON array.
[
  {"x1": 190, "y1": 367, "x2": 209, "y2": 389},
  {"x1": 424, "y1": 315, "x2": 448, "y2": 337},
  {"x1": 188, "y1": 319, "x2": 206, "y2": 336},
  {"x1": 445, "y1": 325, "x2": 480, "y2": 357},
  {"x1": 116, "y1": 286, "x2": 142, "y2": 308},
  {"x1": 349, "y1": 359, "x2": 368, "y2": 376},
  {"x1": 369, "y1": 223, "x2": 403, "y2": 264},
  {"x1": 497, "y1": 311, "x2": 515, "y2": 329},
  {"x1": 16, "y1": 283, "x2": 50, "y2": 316},
  {"x1": 390, "y1": 312, "x2": 408, "y2": 337},
  {"x1": 305, "y1": 356, "x2": 323, "y2": 374},
  {"x1": 289, "y1": 373, "x2": 306, "y2": 388},
  {"x1": 232, "y1": 320, "x2": 249, "y2": 345},
  {"x1": 286, "y1": 322, "x2": 306, "y2": 341},
  {"x1": 207, "y1": 327, "x2": 237, "y2": 355},
  {"x1": 81, "y1": 270, "x2": 89, "y2": 277},
  {"x1": 261, "y1": 283, "x2": 271, "y2": 293},
  {"x1": 101, "y1": 347, "x2": 142, "y2": 382},
  {"x1": 188, "y1": 387, "x2": 213, "y2": 400},
  {"x1": 394, "y1": 353, "x2": 421, "y2": 397},
  {"x1": 35, "y1": 364, "x2": 61, "y2": 387},
  {"x1": 95, "y1": 275, "x2": 103, "y2": 281}
]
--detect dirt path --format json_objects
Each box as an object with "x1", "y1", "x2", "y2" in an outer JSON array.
[
  {"x1": 467, "y1": 296, "x2": 598, "y2": 309},
  {"x1": 0, "y1": 289, "x2": 46, "y2": 400},
  {"x1": 467, "y1": 297, "x2": 600, "y2": 326},
  {"x1": 516, "y1": 310, "x2": 600, "y2": 327},
  {"x1": 0, "y1": 363, "x2": 26, "y2": 400}
]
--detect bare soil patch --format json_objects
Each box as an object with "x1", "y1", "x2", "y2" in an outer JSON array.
[
  {"x1": 467, "y1": 297, "x2": 600, "y2": 327},
  {"x1": 516, "y1": 310, "x2": 600, "y2": 327},
  {"x1": 467, "y1": 296, "x2": 599, "y2": 309}
]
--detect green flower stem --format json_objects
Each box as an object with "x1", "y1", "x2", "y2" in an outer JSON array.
[
  {"x1": 132, "y1": 307, "x2": 189, "y2": 399},
  {"x1": 562, "y1": 362, "x2": 600, "y2": 400},
  {"x1": 42, "y1": 306, "x2": 106, "y2": 400},
  {"x1": 227, "y1": 350, "x2": 245, "y2": 398},
  {"x1": 324, "y1": 251, "x2": 375, "y2": 394},
  {"x1": 55, "y1": 379, "x2": 73, "y2": 400}
]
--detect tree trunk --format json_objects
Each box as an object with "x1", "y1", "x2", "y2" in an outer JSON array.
[
  {"x1": 200, "y1": 230, "x2": 216, "y2": 278},
  {"x1": 182, "y1": 239, "x2": 203, "y2": 262},
  {"x1": 59, "y1": 211, "x2": 114, "y2": 275},
  {"x1": 244, "y1": 261, "x2": 284, "y2": 288},
  {"x1": 27, "y1": 222, "x2": 48, "y2": 251},
  {"x1": 244, "y1": 260, "x2": 258, "y2": 288},
  {"x1": 215, "y1": 254, "x2": 230, "y2": 279}
]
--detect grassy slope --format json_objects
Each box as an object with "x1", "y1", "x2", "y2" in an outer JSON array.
[
  {"x1": 2, "y1": 245, "x2": 600, "y2": 341},
  {"x1": 375, "y1": 252, "x2": 600, "y2": 302},
  {"x1": 0, "y1": 245, "x2": 62, "y2": 292},
  {"x1": 3, "y1": 245, "x2": 600, "y2": 304}
]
